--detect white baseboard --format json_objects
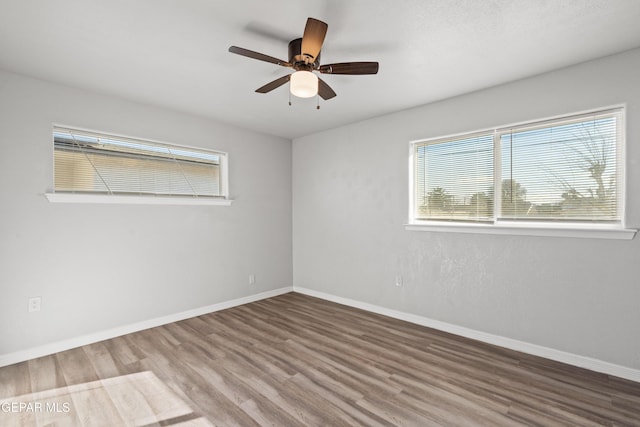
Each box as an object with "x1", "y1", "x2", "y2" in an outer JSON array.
[
  {"x1": 293, "y1": 286, "x2": 640, "y2": 383},
  {"x1": 0, "y1": 287, "x2": 293, "y2": 368},
  {"x1": 5, "y1": 285, "x2": 639, "y2": 383}
]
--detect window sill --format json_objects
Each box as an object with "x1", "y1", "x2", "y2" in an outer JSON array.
[
  {"x1": 405, "y1": 221, "x2": 637, "y2": 240},
  {"x1": 45, "y1": 193, "x2": 233, "y2": 206}
]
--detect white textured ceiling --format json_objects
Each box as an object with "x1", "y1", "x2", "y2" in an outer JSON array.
[{"x1": 1, "y1": 0, "x2": 640, "y2": 139}]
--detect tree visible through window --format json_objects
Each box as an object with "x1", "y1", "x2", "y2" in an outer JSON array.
[{"x1": 413, "y1": 108, "x2": 623, "y2": 224}]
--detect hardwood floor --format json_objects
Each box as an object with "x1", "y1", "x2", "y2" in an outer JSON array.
[{"x1": 1, "y1": 292, "x2": 639, "y2": 426}]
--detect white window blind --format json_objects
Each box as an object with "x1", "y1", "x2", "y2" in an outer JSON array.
[
  {"x1": 498, "y1": 110, "x2": 620, "y2": 222},
  {"x1": 415, "y1": 132, "x2": 494, "y2": 221},
  {"x1": 53, "y1": 127, "x2": 225, "y2": 198},
  {"x1": 412, "y1": 107, "x2": 624, "y2": 225}
]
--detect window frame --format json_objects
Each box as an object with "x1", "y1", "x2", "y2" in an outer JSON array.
[
  {"x1": 45, "y1": 125, "x2": 232, "y2": 206},
  {"x1": 407, "y1": 106, "x2": 636, "y2": 240}
]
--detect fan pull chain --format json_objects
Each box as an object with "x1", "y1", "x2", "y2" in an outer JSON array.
[
  {"x1": 288, "y1": 89, "x2": 292, "y2": 106},
  {"x1": 316, "y1": 94, "x2": 320, "y2": 110}
]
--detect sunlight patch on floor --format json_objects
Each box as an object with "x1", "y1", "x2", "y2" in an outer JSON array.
[{"x1": 0, "y1": 370, "x2": 213, "y2": 426}]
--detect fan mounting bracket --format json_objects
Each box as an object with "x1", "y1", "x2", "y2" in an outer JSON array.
[{"x1": 288, "y1": 38, "x2": 320, "y2": 70}]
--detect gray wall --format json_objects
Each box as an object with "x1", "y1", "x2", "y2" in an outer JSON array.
[
  {"x1": 293, "y1": 48, "x2": 640, "y2": 370},
  {"x1": 3, "y1": 48, "x2": 640, "y2": 373},
  {"x1": 0, "y1": 70, "x2": 292, "y2": 356}
]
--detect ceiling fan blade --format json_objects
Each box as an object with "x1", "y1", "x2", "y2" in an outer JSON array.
[
  {"x1": 317, "y1": 77, "x2": 337, "y2": 100},
  {"x1": 228, "y1": 46, "x2": 291, "y2": 67},
  {"x1": 301, "y1": 18, "x2": 328, "y2": 63},
  {"x1": 255, "y1": 74, "x2": 291, "y2": 93},
  {"x1": 318, "y1": 62, "x2": 379, "y2": 75}
]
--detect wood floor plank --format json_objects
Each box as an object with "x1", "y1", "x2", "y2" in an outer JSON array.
[
  {"x1": 66, "y1": 382, "x2": 126, "y2": 426},
  {"x1": 238, "y1": 397, "x2": 306, "y2": 427},
  {"x1": 82, "y1": 342, "x2": 126, "y2": 380},
  {"x1": 55, "y1": 347, "x2": 100, "y2": 386},
  {"x1": 27, "y1": 355, "x2": 67, "y2": 394},
  {"x1": 0, "y1": 361, "x2": 30, "y2": 398},
  {"x1": 287, "y1": 371, "x2": 393, "y2": 426},
  {"x1": 100, "y1": 335, "x2": 140, "y2": 367},
  {"x1": 1, "y1": 292, "x2": 640, "y2": 426},
  {"x1": 139, "y1": 351, "x2": 259, "y2": 427}
]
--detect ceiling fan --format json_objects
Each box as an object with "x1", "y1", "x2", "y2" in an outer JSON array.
[{"x1": 228, "y1": 17, "x2": 379, "y2": 103}]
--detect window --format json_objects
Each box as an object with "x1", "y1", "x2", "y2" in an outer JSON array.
[
  {"x1": 48, "y1": 126, "x2": 230, "y2": 205},
  {"x1": 415, "y1": 132, "x2": 494, "y2": 221},
  {"x1": 410, "y1": 108, "x2": 635, "y2": 239}
]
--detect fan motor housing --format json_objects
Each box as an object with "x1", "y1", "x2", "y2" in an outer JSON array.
[{"x1": 288, "y1": 38, "x2": 320, "y2": 70}]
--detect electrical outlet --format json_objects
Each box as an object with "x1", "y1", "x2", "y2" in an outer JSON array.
[
  {"x1": 249, "y1": 274, "x2": 255, "y2": 285},
  {"x1": 395, "y1": 275, "x2": 403, "y2": 287},
  {"x1": 28, "y1": 297, "x2": 41, "y2": 312}
]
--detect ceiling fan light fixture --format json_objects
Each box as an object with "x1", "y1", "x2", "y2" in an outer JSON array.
[
  {"x1": 229, "y1": 17, "x2": 378, "y2": 102},
  {"x1": 290, "y1": 70, "x2": 318, "y2": 98}
]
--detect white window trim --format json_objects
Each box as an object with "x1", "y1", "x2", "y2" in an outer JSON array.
[
  {"x1": 49, "y1": 124, "x2": 233, "y2": 206},
  {"x1": 407, "y1": 105, "x2": 637, "y2": 239},
  {"x1": 404, "y1": 221, "x2": 636, "y2": 240},
  {"x1": 44, "y1": 192, "x2": 233, "y2": 206}
]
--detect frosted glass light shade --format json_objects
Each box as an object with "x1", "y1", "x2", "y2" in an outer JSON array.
[{"x1": 290, "y1": 71, "x2": 318, "y2": 98}]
